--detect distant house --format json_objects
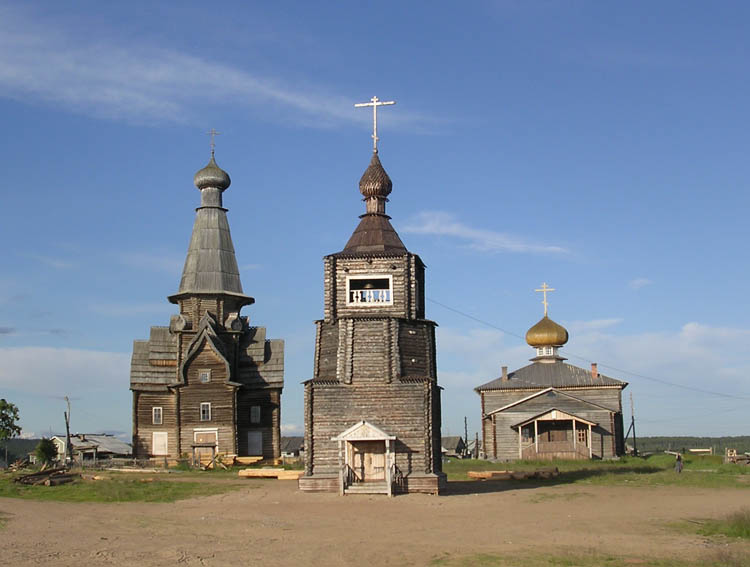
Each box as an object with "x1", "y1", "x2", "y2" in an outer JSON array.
[
  {"x1": 441, "y1": 437, "x2": 467, "y2": 458},
  {"x1": 280, "y1": 436, "x2": 304, "y2": 459},
  {"x1": 52, "y1": 434, "x2": 132, "y2": 463}
]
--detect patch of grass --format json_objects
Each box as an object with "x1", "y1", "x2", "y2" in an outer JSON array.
[
  {"x1": 698, "y1": 508, "x2": 750, "y2": 540},
  {"x1": 0, "y1": 511, "x2": 8, "y2": 529},
  {"x1": 0, "y1": 475, "x2": 240, "y2": 503},
  {"x1": 442, "y1": 455, "x2": 749, "y2": 488},
  {"x1": 430, "y1": 551, "x2": 748, "y2": 567}
]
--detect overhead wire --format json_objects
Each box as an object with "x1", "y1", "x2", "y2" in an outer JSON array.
[{"x1": 426, "y1": 297, "x2": 750, "y2": 401}]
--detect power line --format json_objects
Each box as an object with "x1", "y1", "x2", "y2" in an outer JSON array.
[{"x1": 426, "y1": 297, "x2": 750, "y2": 401}]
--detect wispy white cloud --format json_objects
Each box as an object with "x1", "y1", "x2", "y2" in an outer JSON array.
[
  {"x1": 281, "y1": 423, "x2": 303, "y2": 435},
  {"x1": 629, "y1": 277, "x2": 653, "y2": 290},
  {"x1": 26, "y1": 254, "x2": 74, "y2": 269},
  {"x1": 0, "y1": 7, "x2": 434, "y2": 129},
  {"x1": 120, "y1": 252, "x2": 183, "y2": 276},
  {"x1": 0, "y1": 347, "x2": 130, "y2": 397},
  {"x1": 565, "y1": 318, "x2": 623, "y2": 334},
  {"x1": 436, "y1": 321, "x2": 750, "y2": 436},
  {"x1": 89, "y1": 302, "x2": 175, "y2": 318},
  {"x1": 403, "y1": 211, "x2": 568, "y2": 255}
]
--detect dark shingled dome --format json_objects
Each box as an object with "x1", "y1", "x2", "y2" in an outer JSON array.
[
  {"x1": 525, "y1": 315, "x2": 569, "y2": 347},
  {"x1": 359, "y1": 151, "x2": 392, "y2": 198},
  {"x1": 194, "y1": 155, "x2": 231, "y2": 191}
]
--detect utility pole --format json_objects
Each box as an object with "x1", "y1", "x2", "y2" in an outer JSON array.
[
  {"x1": 464, "y1": 417, "x2": 468, "y2": 449},
  {"x1": 64, "y1": 396, "x2": 72, "y2": 465},
  {"x1": 630, "y1": 392, "x2": 637, "y2": 457}
]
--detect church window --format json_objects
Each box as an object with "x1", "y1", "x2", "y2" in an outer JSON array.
[
  {"x1": 152, "y1": 407, "x2": 163, "y2": 425},
  {"x1": 250, "y1": 405, "x2": 261, "y2": 424},
  {"x1": 199, "y1": 370, "x2": 211, "y2": 383},
  {"x1": 346, "y1": 275, "x2": 393, "y2": 305},
  {"x1": 200, "y1": 402, "x2": 211, "y2": 421}
]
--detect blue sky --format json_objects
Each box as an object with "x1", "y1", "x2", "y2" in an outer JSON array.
[{"x1": 1, "y1": 1, "x2": 749, "y2": 441}]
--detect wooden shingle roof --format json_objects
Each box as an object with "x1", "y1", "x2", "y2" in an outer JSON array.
[{"x1": 476, "y1": 361, "x2": 627, "y2": 391}]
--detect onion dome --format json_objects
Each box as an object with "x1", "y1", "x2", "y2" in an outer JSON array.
[
  {"x1": 194, "y1": 154, "x2": 231, "y2": 191},
  {"x1": 359, "y1": 151, "x2": 392, "y2": 198},
  {"x1": 525, "y1": 316, "x2": 569, "y2": 347}
]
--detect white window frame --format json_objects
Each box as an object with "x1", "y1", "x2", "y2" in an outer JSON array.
[
  {"x1": 200, "y1": 402, "x2": 212, "y2": 421},
  {"x1": 346, "y1": 274, "x2": 393, "y2": 306},
  {"x1": 199, "y1": 369, "x2": 211, "y2": 383},
  {"x1": 152, "y1": 406, "x2": 163, "y2": 425},
  {"x1": 250, "y1": 405, "x2": 261, "y2": 424}
]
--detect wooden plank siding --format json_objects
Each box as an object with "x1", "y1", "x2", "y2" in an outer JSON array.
[
  {"x1": 133, "y1": 391, "x2": 178, "y2": 457},
  {"x1": 308, "y1": 381, "x2": 434, "y2": 476}
]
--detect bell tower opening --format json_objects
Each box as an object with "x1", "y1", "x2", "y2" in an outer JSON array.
[{"x1": 346, "y1": 275, "x2": 393, "y2": 305}]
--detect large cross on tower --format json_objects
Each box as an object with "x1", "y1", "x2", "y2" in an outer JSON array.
[
  {"x1": 354, "y1": 96, "x2": 396, "y2": 152},
  {"x1": 534, "y1": 282, "x2": 556, "y2": 316},
  {"x1": 207, "y1": 128, "x2": 221, "y2": 156}
]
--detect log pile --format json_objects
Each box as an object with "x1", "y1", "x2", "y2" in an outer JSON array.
[
  {"x1": 13, "y1": 467, "x2": 79, "y2": 486},
  {"x1": 8, "y1": 458, "x2": 31, "y2": 472},
  {"x1": 468, "y1": 467, "x2": 559, "y2": 481}
]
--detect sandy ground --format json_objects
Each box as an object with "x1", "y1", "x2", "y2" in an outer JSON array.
[{"x1": 2, "y1": 478, "x2": 749, "y2": 566}]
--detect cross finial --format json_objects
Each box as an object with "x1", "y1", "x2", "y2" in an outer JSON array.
[
  {"x1": 354, "y1": 96, "x2": 396, "y2": 152},
  {"x1": 207, "y1": 128, "x2": 221, "y2": 156},
  {"x1": 534, "y1": 282, "x2": 556, "y2": 317}
]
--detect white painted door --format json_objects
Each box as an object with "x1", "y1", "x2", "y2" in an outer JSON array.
[
  {"x1": 152, "y1": 432, "x2": 168, "y2": 456},
  {"x1": 247, "y1": 431, "x2": 263, "y2": 455}
]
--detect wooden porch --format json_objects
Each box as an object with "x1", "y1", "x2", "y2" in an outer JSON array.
[{"x1": 514, "y1": 409, "x2": 598, "y2": 460}]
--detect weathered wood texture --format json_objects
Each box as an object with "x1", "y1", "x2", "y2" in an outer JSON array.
[
  {"x1": 480, "y1": 387, "x2": 624, "y2": 461},
  {"x1": 305, "y1": 247, "x2": 443, "y2": 493}
]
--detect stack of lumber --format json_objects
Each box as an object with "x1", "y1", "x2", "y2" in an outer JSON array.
[
  {"x1": 13, "y1": 468, "x2": 79, "y2": 486},
  {"x1": 9, "y1": 458, "x2": 31, "y2": 472},
  {"x1": 238, "y1": 468, "x2": 304, "y2": 480},
  {"x1": 468, "y1": 467, "x2": 559, "y2": 481}
]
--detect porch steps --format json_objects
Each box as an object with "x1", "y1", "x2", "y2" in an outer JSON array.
[{"x1": 345, "y1": 482, "x2": 389, "y2": 495}]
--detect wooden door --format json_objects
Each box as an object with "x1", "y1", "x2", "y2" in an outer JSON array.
[
  {"x1": 351, "y1": 441, "x2": 385, "y2": 482},
  {"x1": 194, "y1": 431, "x2": 217, "y2": 461},
  {"x1": 152, "y1": 432, "x2": 168, "y2": 456},
  {"x1": 247, "y1": 431, "x2": 263, "y2": 456}
]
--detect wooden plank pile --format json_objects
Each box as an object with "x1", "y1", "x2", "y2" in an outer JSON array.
[
  {"x1": 13, "y1": 467, "x2": 80, "y2": 486},
  {"x1": 238, "y1": 468, "x2": 304, "y2": 480},
  {"x1": 468, "y1": 467, "x2": 559, "y2": 481}
]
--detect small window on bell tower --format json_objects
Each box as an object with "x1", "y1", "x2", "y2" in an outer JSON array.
[{"x1": 346, "y1": 275, "x2": 393, "y2": 306}]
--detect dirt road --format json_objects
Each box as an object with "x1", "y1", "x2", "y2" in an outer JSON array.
[{"x1": 2, "y1": 480, "x2": 748, "y2": 566}]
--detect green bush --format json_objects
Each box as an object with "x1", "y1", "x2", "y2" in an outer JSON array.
[{"x1": 34, "y1": 438, "x2": 58, "y2": 464}]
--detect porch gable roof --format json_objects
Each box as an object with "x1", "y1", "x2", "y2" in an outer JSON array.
[
  {"x1": 332, "y1": 420, "x2": 396, "y2": 442},
  {"x1": 512, "y1": 408, "x2": 598, "y2": 429}
]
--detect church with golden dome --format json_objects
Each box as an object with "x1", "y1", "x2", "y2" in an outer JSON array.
[{"x1": 475, "y1": 284, "x2": 628, "y2": 461}]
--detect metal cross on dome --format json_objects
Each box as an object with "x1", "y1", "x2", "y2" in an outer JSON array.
[
  {"x1": 535, "y1": 282, "x2": 556, "y2": 317},
  {"x1": 207, "y1": 128, "x2": 221, "y2": 155},
  {"x1": 354, "y1": 96, "x2": 396, "y2": 151}
]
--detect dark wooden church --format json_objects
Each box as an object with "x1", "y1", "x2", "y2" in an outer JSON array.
[
  {"x1": 476, "y1": 285, "x2": 627, "y2": 461},
  {"x1": 299, "y1": 103, "x2": 445, "y2": 495},
  {"x1": 130, "y1": 151, "x2": 284, "y2": 464}
]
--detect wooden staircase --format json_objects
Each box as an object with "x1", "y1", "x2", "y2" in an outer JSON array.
[{"x1": 345, "y1": 481, "x2": 389, "y2": 495}]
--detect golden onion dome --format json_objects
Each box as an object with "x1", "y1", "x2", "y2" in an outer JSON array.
[{"x1": 525, "y1": 315, "x2": 569, "y2": 347}]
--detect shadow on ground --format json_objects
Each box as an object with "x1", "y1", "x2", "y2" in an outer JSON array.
[{"x1": 442, "y1": 466, "x2": 664, "y2": 496}]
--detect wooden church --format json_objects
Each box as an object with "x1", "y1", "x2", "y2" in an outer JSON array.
[
  {"x1": 299, "y1": 98, "x2": 445, "y2": 495},
  {"x1": 476, "y1": 285, "x2": 627, "y2": 461},
  {"x1": 130, "y1": 149, "x2": 284, "y2": 464}
]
